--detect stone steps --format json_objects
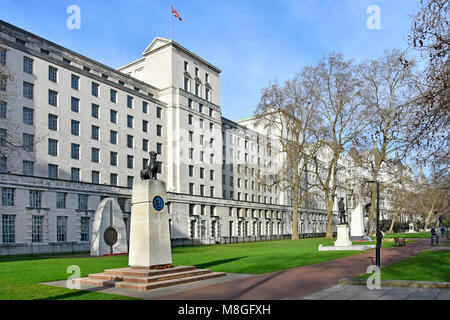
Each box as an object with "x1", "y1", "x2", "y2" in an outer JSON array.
[
  {"x1": 115, "y1": 272, "x2": 227, "y2": 291},
  {"x1": 103, "y1": 265, "x2": 196, "y2": 277},
  {"x1": 74, "y1": 266, "x2": 226, "y2": 291}
]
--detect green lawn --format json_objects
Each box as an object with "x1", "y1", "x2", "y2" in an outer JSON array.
[
  {"x1": 359, "y1": 250, "x2": 450, "y2": 282},
  {"x1": 384, "y1": 232, "x2": 431, "y2": 239},
  {"x1": 0, "y1": 237, "x2": 377, "y2": 300}
]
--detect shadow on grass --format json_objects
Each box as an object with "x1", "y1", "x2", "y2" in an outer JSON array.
[
  {"x1": 194, "y1": 256, "x2": 248, "y2": 269},
  {"x1": 34, "y1": 286, "x2": 109, "y2": 300}
]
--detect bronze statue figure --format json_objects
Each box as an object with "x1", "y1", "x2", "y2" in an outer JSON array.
[
  {"x1": 141, "y1": 151, "x2": 159, "y2": 180},
  {"x1": 338, "y1": 197, "x2": 347, "y2": 224}
]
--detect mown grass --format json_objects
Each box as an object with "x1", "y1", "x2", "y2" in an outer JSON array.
[{"x1": 358, "y1": 249, "x2": 450, "y2": 282}]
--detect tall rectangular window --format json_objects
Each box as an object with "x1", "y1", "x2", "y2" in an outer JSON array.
[
  {"x1": 71, "y1": 74, "x2": 79, "y2": 90},
  {"x1": 91, "y1": 147, "x2": 99, "y2": 163},
  {"x1": 31, "y1": 216, "x2": 43, "y2": 242},
  {"x1": 80, "y1": 217, "x2": 90, "y2": 241},
  {"x1": 127, "y1": 155, "x2": 134, "y2": 169},
  {"x1": 48, "y1": 89, "x2": 58, "y2": 106},
  {"x1": 188, "y1": 98, "x2": 193, "y2": 109},
  {"x1": 184, "y1": 77, "x2": 189, "y2": 91},
  {"x1": 141, "y1": 120, "x2": 148, "y2": 133},
  {"x1": 127, "y1": 115, "x2": 133, "y2": 128},
  {"x1": 156, "y1": 125, "x2": 162, "y2": 136},
  {"x1": 23, "y1": 56, "x2": 33, "y2": 74},
  {"x1": 2, "y1": 215, "x2": 15, "y2": 243},
  {"x1": 48, "y1": 164, "x2": 58, "y2": 179},
  {"x1": 71, "y1": 120, "x2": 80, "y2": 135},
  {"x1": 91, "y1": 125, "x2": 99, "y2": 140},
  {"x1": 78, "y1": 194, "x2": 88, "y2": 210},
  {"x1": 143, "y1": 139, "x2": 148, "y2": 152},
  {"x1": 0, "y1": 101, "x2": 6, "y2": 118},
  {"x1": 23, "y1": 107, "x2": 33, "y2": 125},
  {"x1": 127, "y1": 176, "x2": 134, "y2": 189},
  {"x1": 205, "y1": 88, "x2": 210, "y2": 101},
  {"x1": 23, "y1": 133, "x2": 34, "y2": 151},
  {"x1": 71, "y1": 97, "x2": 79, "y2": 112},
  {"x1": 91, "y1": 171, "x2": 100, "y2": 184},
  {"x1": 0, "y1": 156, "x2": 6, "y2": 173},
  {"x1": 127, "y1": 135, "x2": 134, "y2": 148},
  {"x1": 110, "y1": 173, "x2": 118, "y2": 186},
  {"x1": 71, "y1": 167, "x2": 80, "y2": 181},
  {"x1": 91, "y1": 104, "x2": 99, "y2": 118},
  {"x1": 110, "y1": 130, "x2": 117, "y2": 144},
  {"x1": 1, "y1": 128, "x2": 8, "y2": 147},
  {"x1": 23, "y1": 160, "x2": 34, "y2": 176},
  {"x1": 110, "y1": 110, "x2": 117, "y2": 123},
  {"x1": 110, "y1": 89, "x2": 117, "y2": 103},
  {"x1": 2, "y1": 188, "x2": 14, "y2": 206},
  {"x1": 56, "y1": 192, "x2": 66, "y2": 209},
  {"x1": 48, "y1": 114, "x2": 58, "y2": 131},
  {"x1": 71, "y1": 143, "x2": 80, "y2": 159},
  {"x1": 23, "y1": 82, "x2": 34, "y2": 99},
  {"x1": 157, "y1": 143, "x2": 162, "y2": 155},
  {"x1": 127, "y1": 95, "x2": 133, "y2": 108},
  {"x1": 156, "y1": 107, "x2": 162, "y2": 118},
  {"x1": 0, "y1": 49, "x2": 6, "y2": 65},
  {"x1": 56, "y1": 216, "x2": 67, "y2": 242},
  {"x1": 0, "y1": 76, "x2": 6, "y2": 91},
  {"x1": 110, "y1": 151, "x2": 118, "y2": 166},
  {"x1": 49, "y1": 66, "x2": 58, "y2": 82},
  {"x1": 195, "y1": 83, "x2": 200, "y2": 96},
  {"x1": 142, "y1": 101, "x2": 148, "y2": 113},
  {"x1": 29, "y1": 190, "x2": 42, "y2": 208},
  {"x1": 92, "y1": 82, "x2": 99, "y2": 97}
]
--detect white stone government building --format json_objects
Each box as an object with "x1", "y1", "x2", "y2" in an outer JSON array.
[{"x1": 0, "y1": 20, "x2": 341, "y2": 255}]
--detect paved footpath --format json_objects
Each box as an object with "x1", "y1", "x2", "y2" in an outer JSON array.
[{"x1": 150, "y1": 239, "x2": 436, "y2": 300}]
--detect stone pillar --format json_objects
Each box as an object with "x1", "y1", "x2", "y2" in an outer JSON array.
[
  {"x1": 128, "y1": 179, "x2": 172, "y2": 268},
  {"x1": 90, "y1": 198, "x2": 128, "y2": 256},
  {"x1": 334, "y1": 224, "x2": 352, "y2": 247},
  {"x1": 350, "y1": 203, "x2": 365, "y2": 238}
]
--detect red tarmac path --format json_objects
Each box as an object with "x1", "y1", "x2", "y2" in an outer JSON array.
[{"x1": 149, "y1": 239, "x2": 433, "y2": 300}]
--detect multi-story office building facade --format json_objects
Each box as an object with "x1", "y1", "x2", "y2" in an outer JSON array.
[{"x1": 0, "y1": 21, "x2": 340, "y2": 255}]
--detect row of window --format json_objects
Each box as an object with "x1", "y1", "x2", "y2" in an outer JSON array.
[
  {"x1": 1, "y1": 214, "x2": 84, "y2": 243},
  {"x1": 187, "y1": 98, "x2": 214, "y2": 118}
]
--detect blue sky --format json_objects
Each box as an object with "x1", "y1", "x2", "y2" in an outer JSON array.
[{"x1": 1, "y1": 0, "x2": 421, "y2": 120}]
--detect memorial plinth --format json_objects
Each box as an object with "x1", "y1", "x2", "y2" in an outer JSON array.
[
  {"x1": 334, "y1": 224, "x2": 352, "y2": 247},
  {"x1": 128, "y1": 179, "x2": 172, "y2": 268}
]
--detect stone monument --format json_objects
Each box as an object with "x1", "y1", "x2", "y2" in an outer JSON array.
[
  {"x1": 128, "y1": 151, "x2": 172, "y2": 268},
  {"x1": 350, "y1": 203, "x2": 365, "y2": 240},
  {"x1": 90, "y1": 198, "x2": 128, "y2": 256}
]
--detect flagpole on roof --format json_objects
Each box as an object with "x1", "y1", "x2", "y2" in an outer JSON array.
[{"x1": 170, "y1": 4, "x2": 173, "y2": 41}]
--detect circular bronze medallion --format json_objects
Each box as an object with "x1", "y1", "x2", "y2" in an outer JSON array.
[{"x1": 104, "y1": 227, "x2": 118, "y2": 246}]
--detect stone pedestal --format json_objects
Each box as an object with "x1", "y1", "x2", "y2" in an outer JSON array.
[
  {"x1": 128, "y1": 179, "x2": 172, "y2": 268},
  {"x1": 334, "y1": 224, "x2": 352, "y2": 247},
  {"x1": 90, "y1": 198, "x2": 128, "y2": 256},
  {"x1": 350, "y1": 203, "x2": 365, "y2": 239}
]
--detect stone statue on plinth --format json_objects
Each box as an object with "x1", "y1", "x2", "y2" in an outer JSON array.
[{"x1": 338, "y1": 197, "x2": 347, "y2": 224}]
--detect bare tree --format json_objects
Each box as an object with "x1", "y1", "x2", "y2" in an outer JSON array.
[
  {"x1": 359, "y1": 49, "x2": 416, "y2": 234},
  {"x1": 415, "y1": 178, "x2": 448, "y2": 230},
  {"x1": 254, "y1": 74, "x2": 319, "y2": 240},
  {"x1": 305, "y1": 53, "x2": 366, "y2": 238},
  {"x1": 405, "y1": 0, "x2": 449, "y2": 178}
]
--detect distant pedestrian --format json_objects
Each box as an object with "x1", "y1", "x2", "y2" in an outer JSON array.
[{"x1": 441, "y1": 226, "x2": 446, "y2": 238}]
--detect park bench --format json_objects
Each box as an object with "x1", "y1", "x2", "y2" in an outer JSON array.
[{"x1": 394, "y1": 237, "x2": 406, "y2": 247}]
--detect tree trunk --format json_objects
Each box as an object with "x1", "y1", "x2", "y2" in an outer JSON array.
[
  {"x1": 388, "y1": 208, "x2": 399, "y2": 233},
  {"x1": 291, "y1": 187, "x2": 299, "y2": 240},
  {"x1": 424, "y1": 208, "x2": 434, "y2": 230},
  {"x1": 325, "y1": 198, "x2": 334, "y2": 238}
]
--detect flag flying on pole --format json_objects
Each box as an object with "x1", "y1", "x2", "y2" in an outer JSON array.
[{"x1": 171, "y1": 6, "x2": 183, "y2": 21}]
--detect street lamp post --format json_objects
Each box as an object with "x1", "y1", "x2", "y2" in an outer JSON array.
[{"x1": 366, "y1": 180, "x2": 381, "y2": 268}]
